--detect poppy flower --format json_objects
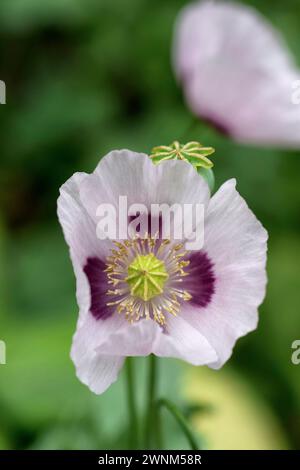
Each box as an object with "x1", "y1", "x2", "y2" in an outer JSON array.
[
  {"x1": 174, "y1": 0, "x2": 300, "y2": 148},
  {"x1": 57, "y1": 150, "x2": 267, "y2": 394}
]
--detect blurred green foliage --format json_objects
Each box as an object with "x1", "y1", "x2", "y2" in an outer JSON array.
[{"x1": 0, "y1": 0, "x2": 300, "y2": 449}]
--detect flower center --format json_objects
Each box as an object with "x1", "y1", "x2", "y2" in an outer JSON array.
[
  {"x1": 104, "y1": 235, "x2": 192, "y2": 325},
  {"x1": 126, "y1": 253, "x2": 169, "y2": 301}
]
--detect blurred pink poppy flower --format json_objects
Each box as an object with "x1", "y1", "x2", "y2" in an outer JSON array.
[
  {"x1": 174, "y1": 0, "x2": 300, "y2": 148},
  {"x1": 57, "y1": 150, "x2": 267, "y2": 394}
]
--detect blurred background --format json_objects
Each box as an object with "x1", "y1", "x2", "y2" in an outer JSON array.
[{"x1": 0, "y1": 0, "x2": 300, "y2": 450}]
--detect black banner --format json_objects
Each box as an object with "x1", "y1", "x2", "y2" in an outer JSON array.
[{"x1": 0, "y1": 450, "x2": 299, "y2": 467}]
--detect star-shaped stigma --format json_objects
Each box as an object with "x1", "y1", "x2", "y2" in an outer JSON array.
[
  {"x1": 126, "y1": 253, "x2": 169, "y2": 302},
  {"x1": 150, "y1": 141, "x2": 215, "y2": 169}
]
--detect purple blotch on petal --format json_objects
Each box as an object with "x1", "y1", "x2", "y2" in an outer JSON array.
[
  {"x1": 183, "y1": 250, "x2": 216, "y2": 308},
  {"x1": 84, "y1": 257, "x2": 119, "y2": 320}
]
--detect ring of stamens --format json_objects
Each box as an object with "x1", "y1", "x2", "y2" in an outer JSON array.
[{"x1": 105, "y1": 234, "x2": 192, "y2": 326}]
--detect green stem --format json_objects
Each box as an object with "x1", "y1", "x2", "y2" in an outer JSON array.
[
  {"x1": 126, "y1": 357, "x2": 139, "y2": 449},
  {"x1": 144, "y1": 354, "x2": 160, "y2": 448},
  {"x1": 157, "y1": 398, "x2": 199, "y2": 450}
]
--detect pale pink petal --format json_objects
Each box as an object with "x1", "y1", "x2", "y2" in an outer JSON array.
[
  {"x1": 96, "y1": 319, "x2": 162, "y2": 357},
  {"x1": 153, "y1": 315, "x2": 217, "y2": 365},
  {"x1": 79, "y1": 150, "x2": 210, "y2": 225},
  {"x1": 74, "y1": 310, "x2": 216, "y2": 366},
  {"x1": 93, "y1": 315, "x2": 217, "y2": 364},
  {"x1": 71, "y1": 314, "x2": 126, "y2": 394},
  {"x1": 73, "y1": 351, "x2": 124, "y2": 395},
  {"x1": 57, "y1": 172, "x2": 114, "y2": 326},
  {"x1": 174, "y1": 0, "x2": 300, "y2": 147},
  {"x1": 57, "y1": 171, "x2": 113, "y2": 263},
  {"x1": 180, "y1": 179, "x2": 268, "y2": 367}
]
